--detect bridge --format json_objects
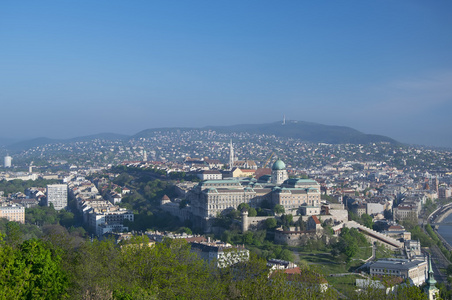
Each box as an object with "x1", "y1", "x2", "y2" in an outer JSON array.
[
  {"x1": 428, "y1": 202, "x2": 452, "y2": 224},
  {"x1": 431, "y1": 221, "x2": 452, "y2": 227},
  {"x1": 427, "y1": 202, "x2": 452, "y2": 252}
]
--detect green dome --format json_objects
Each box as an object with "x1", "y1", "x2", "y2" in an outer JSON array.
[{"x1": 272, "y1": 159, "x2": 286, "y2": 170}]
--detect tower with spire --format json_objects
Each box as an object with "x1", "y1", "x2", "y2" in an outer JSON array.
[
  {"x1": 229, "y1": 139, "x2": 234, "y2": 171},
  {"x1": 424, "y1": 255, "x2": 439, "y2": 300}
]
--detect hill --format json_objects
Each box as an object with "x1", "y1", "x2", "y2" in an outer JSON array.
[
  {"x1": 0, "y1": 137, "x2": 17, "y2": 147},
  {"x1": 5, "y1": 120, "x2": 398, "y2": 152},
  {"x1": 204, "y1": 120, "x2": 397, "y2": 144},
  {"x1": 68, "y1": 132, "x2": 130, "y2": 143},
  {"x1": 7, "y1": 133, "x2": 130, "y2": 152},
  {"x1": 7, "y1": 137, "x2": 61, "y2": 151}
]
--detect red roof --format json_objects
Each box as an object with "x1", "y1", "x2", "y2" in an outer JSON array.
[
  {"x1": 311, "y1": 215, "x2": 321, "y2": 225},
  {"x1": 255, "y1": 168, "x2": 272, "y2": 179}
]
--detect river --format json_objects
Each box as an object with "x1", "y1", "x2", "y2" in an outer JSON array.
[{"x1": 436, "y1": 213, "x2": 452, "y2": 247}]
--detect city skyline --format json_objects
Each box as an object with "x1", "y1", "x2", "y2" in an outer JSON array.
[{"x1": 1, "y1": 1, "x2": 451, "y2": 147}]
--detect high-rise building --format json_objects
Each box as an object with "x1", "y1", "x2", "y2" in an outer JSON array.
[
  {"x1": 432, "y1": 177, "x2": 439, "y2": 193},
  {"x1": 4, "y1": 155, "x2": 12, "y2": 168},
  {"x1": 46, "y1": 184, "x2": 68, "y2": 210}
]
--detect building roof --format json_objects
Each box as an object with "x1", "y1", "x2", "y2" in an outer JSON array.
[
  {"x1": 311, "y1": 215, "x2": 321, "y2": 225},
  {"x1": 200, "y1": 170, "x2": 222, "y2": 174},
  {"x1": 272, "y1": 159, "x2": 286, "y2": 171},
  {"x1": 370, "y1": 259, "x2": 426, "y2": 271}
]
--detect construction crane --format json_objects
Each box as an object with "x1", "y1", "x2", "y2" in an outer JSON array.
[{"x1": 263, "y1": 152, "x2": 275, "y2": 168}]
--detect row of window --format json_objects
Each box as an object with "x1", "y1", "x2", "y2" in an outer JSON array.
[{"x1": 372, "y1": 268, "x2": 400, "y2": 274}]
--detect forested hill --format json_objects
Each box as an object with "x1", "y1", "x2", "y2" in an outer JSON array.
[
  {"x1": 203, "y1": 121, "x2": 398, "y2": 144},
  {"x1": 5, "y1": 133, "x2": 130, "y2": 151},
  {"x1": 5, "y1": 120, "x2": 398, "y2": 152}
]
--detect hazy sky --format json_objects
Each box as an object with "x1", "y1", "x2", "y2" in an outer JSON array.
[{"x1": 1, "y1": 1, "x2": 451, "y2": 147}]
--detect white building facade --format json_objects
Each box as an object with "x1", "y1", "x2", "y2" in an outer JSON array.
[{"x1": 46, "y1": 184, "x2": 68, "y2": 210}]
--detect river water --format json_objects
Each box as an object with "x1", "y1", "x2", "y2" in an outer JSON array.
[{"x1": 436, "y1": 213, "x2": 452, "y2": 246}]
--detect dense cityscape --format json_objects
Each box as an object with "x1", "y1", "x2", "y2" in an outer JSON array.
[
  {"x1": 2, "y1": 0, "x2": 451, "y2": 298},
  {"x1": 0, "y1": 127, "x2": 451, "y2": 299}
]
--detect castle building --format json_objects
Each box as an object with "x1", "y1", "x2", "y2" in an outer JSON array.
[{"x1": 188, "y1": 159, "x2": 321, "y2": 230}]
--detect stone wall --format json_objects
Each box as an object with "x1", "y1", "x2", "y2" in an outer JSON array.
[{"x1": 274, "y1": 228, "x2": 322, "y2": 246}]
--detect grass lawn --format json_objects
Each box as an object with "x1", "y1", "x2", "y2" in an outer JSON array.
[
  {"x1": 295, "y1": 249, "x2": 361, "y2": 275},
  {"x1": 293, "y1": 247, "x2": 383, "y2": 296},
  {"x1": 327, "y1": 274, "x2": 362, "y2": 298}
]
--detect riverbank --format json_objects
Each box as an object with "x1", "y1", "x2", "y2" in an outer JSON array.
[{"x1": 436, "y1": 213, "x2": 452, "y2": 251}]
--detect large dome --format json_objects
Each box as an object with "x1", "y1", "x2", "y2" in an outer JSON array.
[{"x1": 272, "y1": 159, "x2": 286, "y2": 170}]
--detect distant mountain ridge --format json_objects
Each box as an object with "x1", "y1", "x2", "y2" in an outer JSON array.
[
  {"x1": 5, "y1": 121, "x2": 398, "y2": 152},
  {"x1": 203, "y1": 121, "x2": 397, "y2": 144},
  {"x1": 0, "y1": 137, "x2": 18, "y2": 147},
  {"x1": 6, "y1": 133, "x2": 130, "y2": 151},
  {"x1": 7, "y1": 137, "x2": 60, "y2": 151}
]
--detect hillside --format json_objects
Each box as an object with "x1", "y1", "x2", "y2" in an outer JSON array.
[
  {"x1": 5, "y1": 120, "x2": 398, "y2": 153},
  {"x1": 204, "y1": 121, "x2": 397, "y2": 144},
  {"x1": 7, "y1": 133, "x2": 130, "y2": 152}
]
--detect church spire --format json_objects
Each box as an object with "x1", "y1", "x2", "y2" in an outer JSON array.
[
  {"x1": 424, "y1": 254, "x2": 439, "y2": 300},
  {"x1": 427, "y1": 255, "x2": 437, "y2": 286}
]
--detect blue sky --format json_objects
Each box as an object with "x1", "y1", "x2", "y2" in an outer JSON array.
[{"x1": 1, "y1": 1, "x2": 451, "y2": 147}]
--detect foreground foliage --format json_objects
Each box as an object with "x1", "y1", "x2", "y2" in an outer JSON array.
[
  {"x1": 0, "y1": 225, "x2": 429, "y2": 299},
  {"x1": 0, "y1": 236, "x2": 68, "y2": 299}
]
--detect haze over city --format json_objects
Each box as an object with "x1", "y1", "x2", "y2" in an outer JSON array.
[{"x1": 1, "y1": 1, "x2": 451, "y2": 147}]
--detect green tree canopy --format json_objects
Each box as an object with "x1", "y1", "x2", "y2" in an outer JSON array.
[
  {"x1": 273, "y1": 204, "x2": 285, "y2": 215},
  {"x1": 0, "y1": 238, "x2": 69, "y2": 299}
]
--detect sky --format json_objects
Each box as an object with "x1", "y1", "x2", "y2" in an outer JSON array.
[{"x1": 1, "y1": 1, "x2": 451, "y2": 147}]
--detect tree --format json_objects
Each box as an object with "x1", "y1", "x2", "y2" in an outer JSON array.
[
  {"x1": 177, "y1": 227, "x2": 192, "y2": 235},
  {"x1": 401, "y1": 212, "x2": 418, "y2": 230},
  {"x1": 237, "y1": 203, "x2": 250, "y2": 212},
  {"x1": 265, "y1": 218, "x2": 277, "y2": 230},
  {"x1": 114, "y1": 173, "x2": 132, "y2": 186},
  {"x1": 361, "y1": 213, "x2": 373, "y2": 229},
  {"x1": 248, "y1": 207, "x2": 257, "y2": 217},
  {"x1": 333, "y1": 227, "x2": 365, "y2": 263},
  {"x1": 295, "y1": 218, "x2": 307, "y2": 231},
  {"x1": 273, "y1": 204, "x2": 285, "y2": 215},
  {"x1": 281, "y1": 214, "x2": 293, "y2": 228},
  {"x1": 383, "y1": 209, "x2": 392, "y2": 220},
  {"x1": 5, "y1": 221, "x2": 23, "y2": 248},
  {"x1": 0, "y1": 239, "x2": 69, "y2": 299},
  {"x1": 228, "y1": 209, "x2": 240, "y2": 219}
]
